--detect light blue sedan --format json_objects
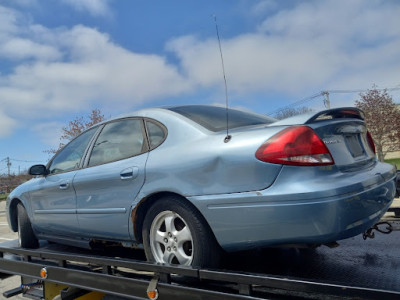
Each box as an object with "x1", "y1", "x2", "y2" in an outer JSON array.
[{"x1": 6, "y1": 105, "x2": 396, "y2": 268}]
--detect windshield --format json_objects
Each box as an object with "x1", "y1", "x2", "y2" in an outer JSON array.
[{"x1": 168, "y1": 105, "x2": 275, "y2": 132}]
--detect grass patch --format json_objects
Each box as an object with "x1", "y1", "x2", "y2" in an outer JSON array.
[
  {"x1": 385, "y1": 158, "x2": 400, "y2": 169},
  {"x1": 0, "y1": 193, "x2": 8, "y2": 201}
]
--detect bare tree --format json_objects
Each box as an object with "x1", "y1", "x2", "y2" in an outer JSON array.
[
  {"x1": 46, "y1": 109, "x2": 105, "y2": 154},
  {"x1": 274, "y1": 106, "x2": 314, "y2": 120},
  {"x1": 355, "y1": 87, "x2": 400, "y2": 161},
  {"x1": 0, "y1": 173, "x2": 33, "y2": 193}
]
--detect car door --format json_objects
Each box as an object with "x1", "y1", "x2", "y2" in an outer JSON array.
[
  {"x1": 29, "y1": 127, "x2": 99, "y2": 236},
  {"x1": 73, "y1": 118, "x2": 148, "y2": 241}
]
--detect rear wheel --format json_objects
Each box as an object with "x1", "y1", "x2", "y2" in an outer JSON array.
[
  {"x1": 142, "y1": 196, "x2": 220, "y2": 268},
  {"x1": 17, "y1": 203, "x2": 39, "y2": 248}
]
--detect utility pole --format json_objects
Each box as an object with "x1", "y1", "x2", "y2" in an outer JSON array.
[
  {"x1": 6, "y1": 157, "x2": 11, "y2": 177},
  {"x1": 322, "y1": 91, "x2": 330, "y2": 109}
]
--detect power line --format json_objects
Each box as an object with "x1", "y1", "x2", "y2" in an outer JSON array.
[
  {"x1": 327, "y1": 87, "x2": 400, "y2": 94},
  {"x1": 268, "y1": 86, "x2": 400, "y2": 116},
  {"x1": 0, "y1": 157, "x2": 42, "y2": 176},
  {"x1": 268, "y1": 92, "x2": 323, "y2": 116},
  {"x1": 9, "y1": 158, "x2": 42, "y2": 163},
  {"x1": 1, "y1": 157, "x2": 42, "y2": 163}
]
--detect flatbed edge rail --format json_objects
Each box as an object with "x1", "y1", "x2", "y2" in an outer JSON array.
[{"x1": 1, "y1": 246, "x2": 399, "y2": 300}]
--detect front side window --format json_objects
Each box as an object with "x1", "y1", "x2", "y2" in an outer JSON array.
[
  {"x1": 49, "y1": 127, "x2": 98, "y2": 174},
  {"x1": 88, "y1": 119, "x2": 146, "y2": 166}
]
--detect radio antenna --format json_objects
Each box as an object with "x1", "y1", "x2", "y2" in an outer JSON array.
[{"x1": 212, "y1": 15, "x2": 231, "y2": 143}]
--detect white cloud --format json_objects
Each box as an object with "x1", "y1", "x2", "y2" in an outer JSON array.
[
  {"x1": 1, "y1": 0, "x2": 400, "y2": 140},
  {"x1": 250, "y1": 0, "x2": 278, "y2": 16},
  {"x1": 0, "y1": 6, "x2": 20, "y2": 37},
  {"x1": 61, "y1": 0, "x2": 112, "y2": 17},
  {"x1": 32, "y1": 122, "x2": 64, "y2": 148},
  {"x1": 0, "y1": 5, "x2": 60, "y2": 62},
  {"x1": 0, "y1": 24, "x2": 193, "y2": 123},
  {"x1": 167, "y1": 33, "x2": 343, "y2": 94},
  {"x1": 0, "y1": 109, "x2": 17, "y2": 137},
  {"x1": 167, "y1": 0, "x2": 400, "y2": 96},
  {"x1": 0, "y1": 38, "x2": 61, "y2": 61},
  {"x1": 258, "y1": 0, "x2": 400, "y2": 46}
]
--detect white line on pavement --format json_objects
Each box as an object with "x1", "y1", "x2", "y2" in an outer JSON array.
[{"x1": 0, "y1": 237, "x2": 14, "y2": 241}]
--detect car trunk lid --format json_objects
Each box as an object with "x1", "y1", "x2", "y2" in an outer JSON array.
[{"x1": 304, "y1": 108, "x2": 375, "y2": 170}]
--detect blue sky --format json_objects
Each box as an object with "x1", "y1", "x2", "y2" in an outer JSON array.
[{"x1": 1, "y1": 0, "x2": 400, "y2": 174}]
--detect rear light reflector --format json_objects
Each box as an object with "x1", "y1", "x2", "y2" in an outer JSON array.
[
  {"x1": 366, "y1": 131, "x2": 376, "y2": 154},
  {"x1": 256, "y1": 126, "x2": 334, "y2": 166}
]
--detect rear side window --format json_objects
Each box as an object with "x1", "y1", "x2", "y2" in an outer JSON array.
[
  {"x1": 146, "y1": 120, "x2": 166, "y2": 149},
  {"x1": 88, "y1": 119, "x2": 146, "y2": 166},
  {"x1": 168, "y1": 105, "x2": 275, "y2": 132}
]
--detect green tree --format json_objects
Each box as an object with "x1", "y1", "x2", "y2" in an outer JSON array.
[{"x1": 355, "y1": 87, "x2": 400, "y2": 162}]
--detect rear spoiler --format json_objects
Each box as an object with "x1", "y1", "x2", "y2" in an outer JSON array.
[
  {"x1": 305, "y1": 107, "x2": 364, "y2": 124},
  {"x1": 270, "y1": 107, "x2": 364, "y2": 126}
]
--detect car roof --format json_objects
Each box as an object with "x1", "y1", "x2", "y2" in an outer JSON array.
[{"x1": 108, "y1": 104, "x2": 275, "y2": 132}]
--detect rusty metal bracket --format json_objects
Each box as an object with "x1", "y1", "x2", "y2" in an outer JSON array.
[{"x1": 146, "y1": 275, "x2": 159, "y2": 299}]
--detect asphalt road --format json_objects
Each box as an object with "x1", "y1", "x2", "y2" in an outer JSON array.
[
  {"x1": 0, "y1": 202, "x2": 17, "y2": 242},
  {"x1": 0, "y1": 201, "x2": 23, "y2": 300},
  {"x1": 223, "y1": 204, "x2": 400, "y2": 293},
  {"x1": 224, "y1": 220, "x2": 400, "y2": 292},
  {"x1": 0, "y1": 200, "x2": 399, "y2": 299}
]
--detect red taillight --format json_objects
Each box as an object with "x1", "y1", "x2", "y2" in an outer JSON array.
[
  {"x1": 366, "y1": 131, "x2": 376, "y2": 154},
  {"x1": 256, "y1": 126, "x2": 334, "y2": 166}
]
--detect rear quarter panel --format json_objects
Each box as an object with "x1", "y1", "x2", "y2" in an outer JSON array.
[{"x1": 135, "y1": 112, "x2": 284, "y2": 197}]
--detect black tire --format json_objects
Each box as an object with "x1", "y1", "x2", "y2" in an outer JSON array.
[
  {"x1": 142, "y1": 196, "x2": 221, "y2": 268},
  {"x1": 17, "y1": 203, "x2": 39, "y2": 248}
]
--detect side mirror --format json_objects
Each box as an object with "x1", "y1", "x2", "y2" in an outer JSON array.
[{"x1": 29, "y1": 165, "x2": 48, "y2": 176}]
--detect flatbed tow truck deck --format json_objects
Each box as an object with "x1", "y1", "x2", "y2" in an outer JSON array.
[
  {"x1": 0, "y1": 197, "x2": 399, "y2": 300},
  {"x1": 0, "y1": 212, "x2": 399, "y2": 300}
]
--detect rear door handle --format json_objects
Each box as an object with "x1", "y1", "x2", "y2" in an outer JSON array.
[
  {"x1": 120, "y1": 171, "x2": 133, "y2": 179},
  {"x1": 59, "y1": 182, "x2": 70, "y2": 190},
  {"x1": 120, "y1": 167, "x2": 139, "y2": 180}
]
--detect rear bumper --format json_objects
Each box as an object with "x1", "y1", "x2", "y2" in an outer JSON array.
[{"x1": 189, "y1": 162, "x2": 396, "y2": 252}]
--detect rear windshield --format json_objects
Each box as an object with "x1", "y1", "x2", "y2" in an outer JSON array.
[{"x1": 168, "y1": 105, "x2": 275, "y2": 132}]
